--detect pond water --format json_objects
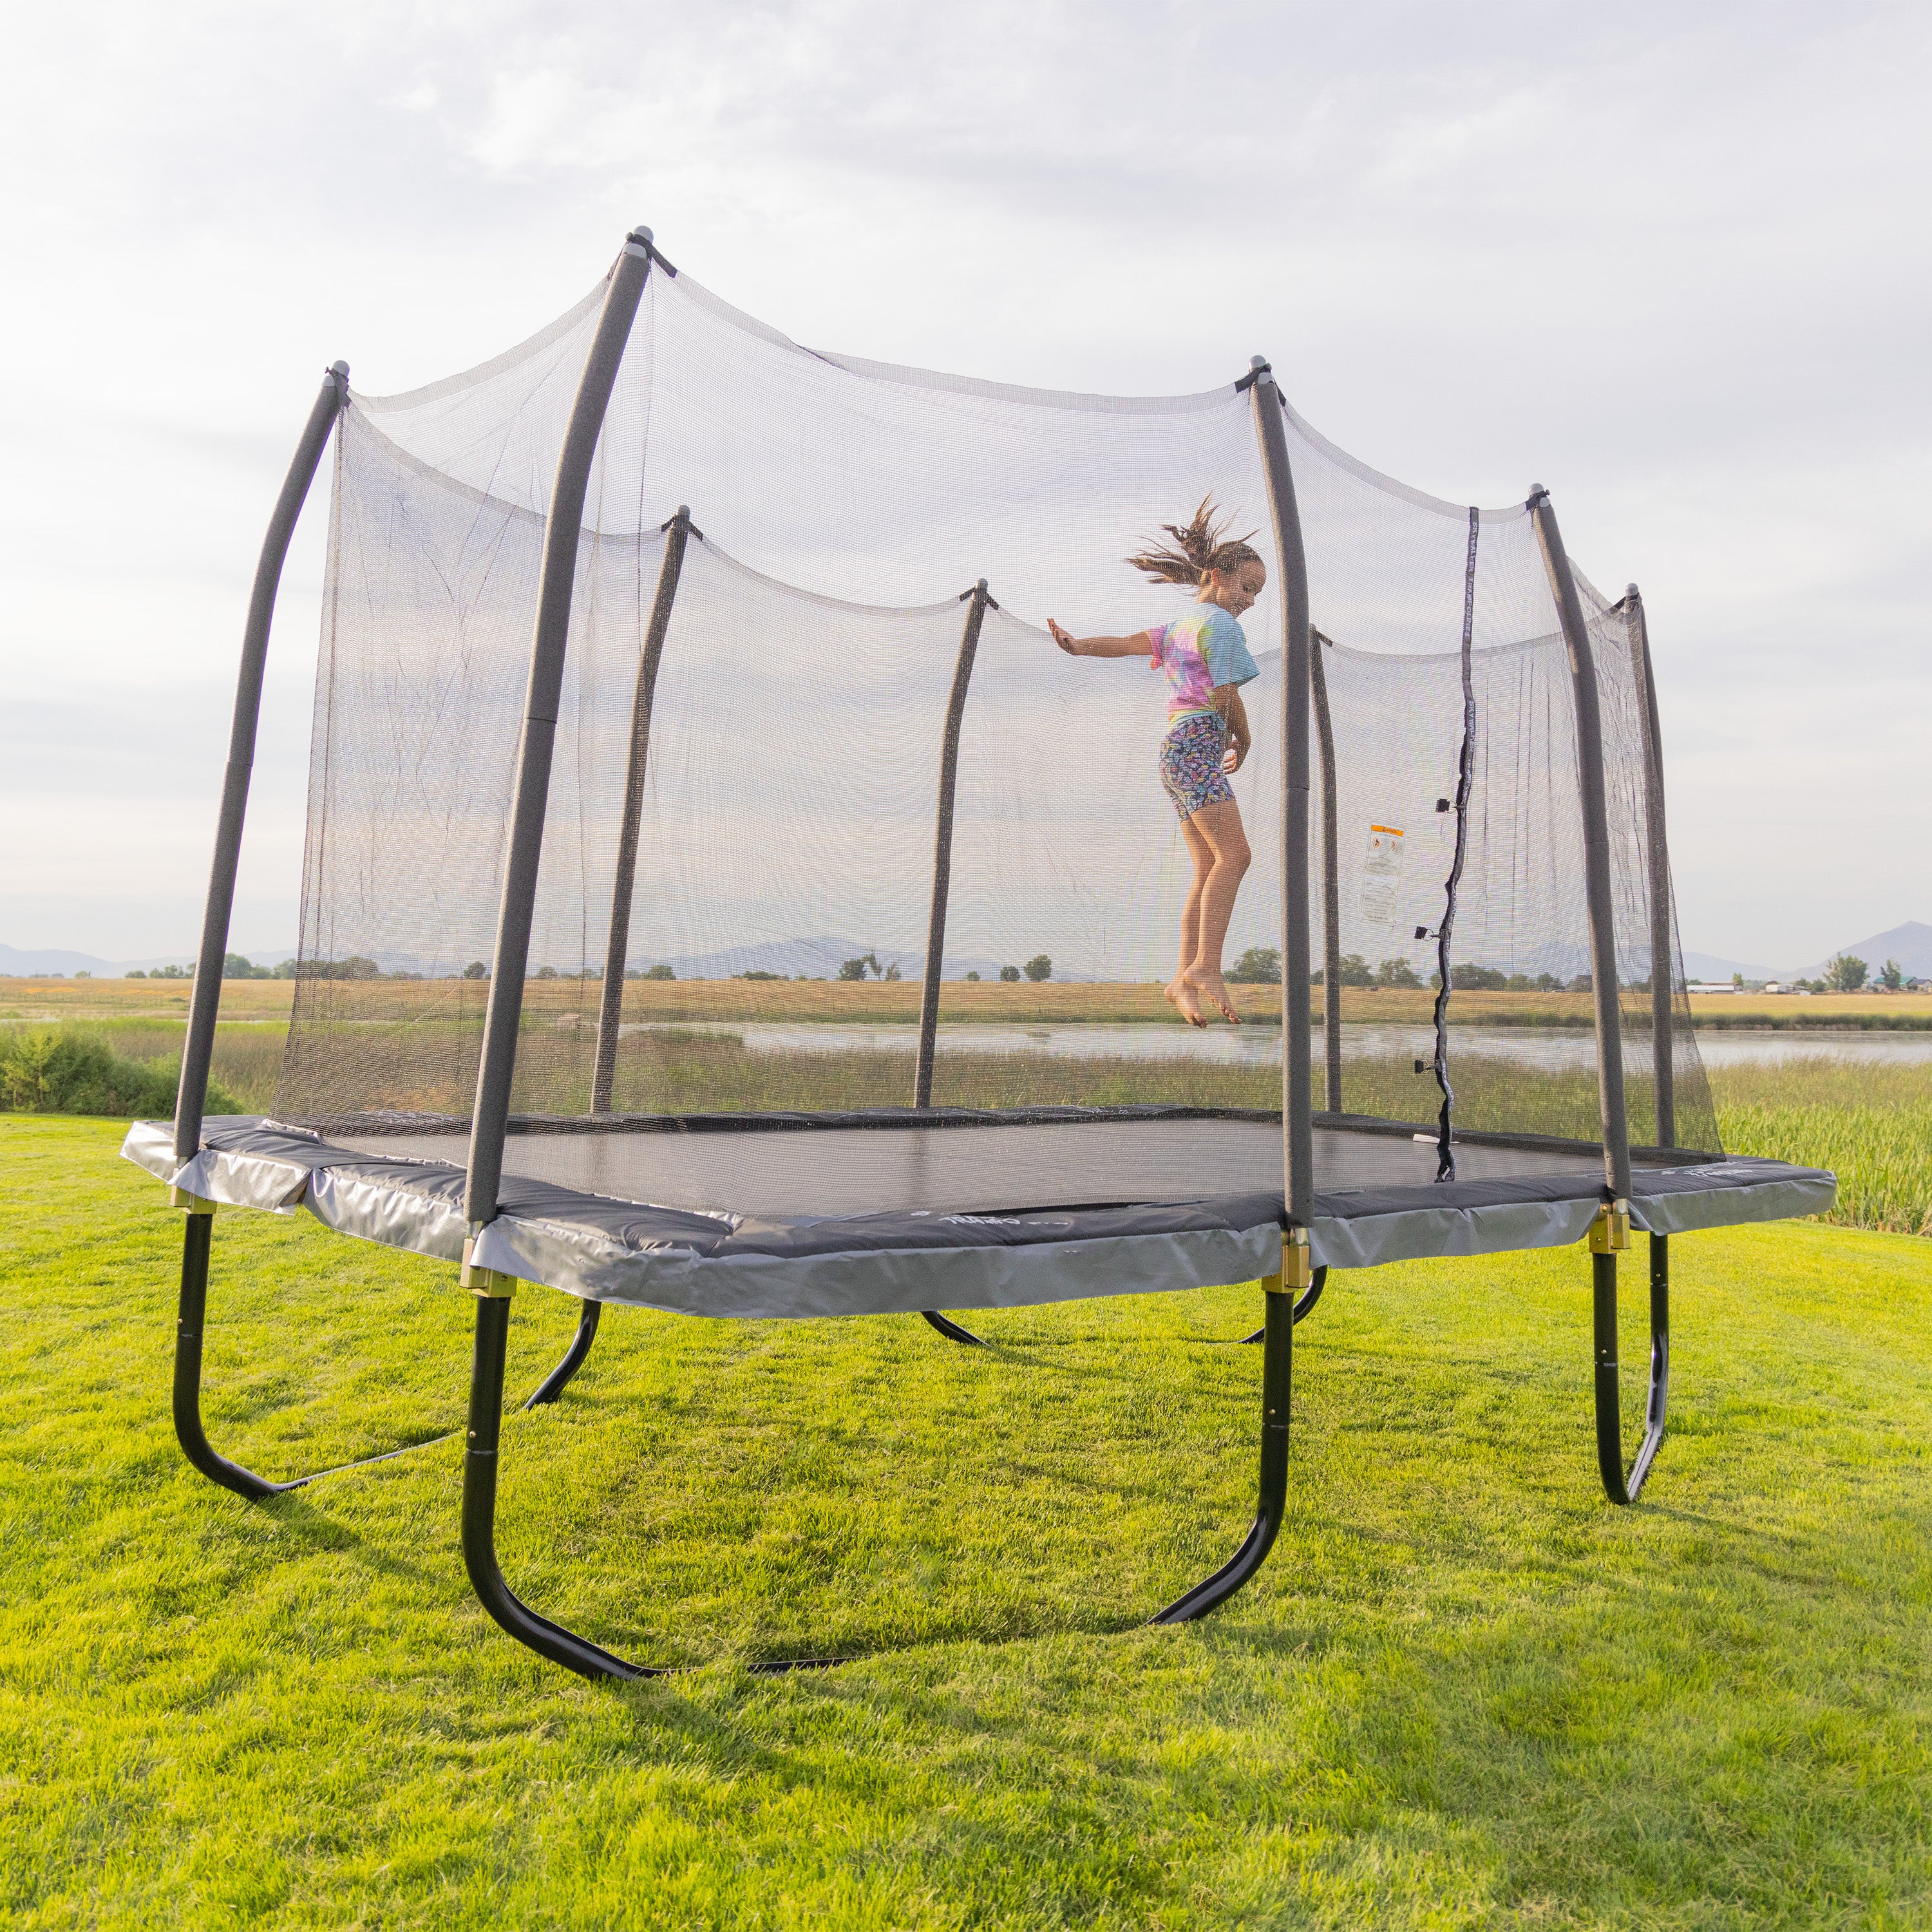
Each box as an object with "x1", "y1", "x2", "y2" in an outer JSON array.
[{"x1": 620, "y1": 1021, "x2": 1932, "y2": 1071}]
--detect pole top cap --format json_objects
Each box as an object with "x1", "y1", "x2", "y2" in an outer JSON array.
[
  {"x1": 1626, "y1": 581, "x2": 1640, "y2": 597},
  {"x1": 630, "y1": 225, "x2": 654, "y2": 245},
  {"x1": 1249, "y1": 354, "x2": 1267, "y2": 370},
  {"x1": 329, "y1": 359, "x2": 348, "y2": 378}
]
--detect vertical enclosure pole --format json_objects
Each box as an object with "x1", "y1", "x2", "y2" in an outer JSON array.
[
  {"x1": 466, "y1": 233, "x2": 655, "y2": 1225},
  {"x1": 1311, "y1": 632, "x2": 1343, "y2": 1112},
  {"x1": 1530, "y1": 489, "x2": 1631, "y2": 1201},
  {"x1": 914, "y1": 582, "x2": 992, "y2": 1109},
  {"x1": 590, "y1": 506, "x2": 693, "y2": 1114},
  {"x1": 1250, "y1": 364, "x2": 1315, "y2": 1222},
  {"x1": 174, "y1": 363, "x2": 349, "y2": 1163},
  {"x1": 1625, "y1": 585, "x2": 1676, "y2": 1150}
]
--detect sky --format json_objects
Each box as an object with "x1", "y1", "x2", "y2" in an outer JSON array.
[{"x1": 1, "y1": 0, "x2": 1926, "y2": 971}]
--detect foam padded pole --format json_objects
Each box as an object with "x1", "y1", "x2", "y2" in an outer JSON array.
[
  {"x1": 1531, "y1": 491, "x2": 1632, "y2": 1200},
  {"x1": 591, "y1": 506, "x2": 692, "y2": 1113},
  {"x1": 1626, "y1": 586, "x2": 1676, "y2": 1151},
  {"x1": 1251, "y1": 369, "x2": 1315, "y2": 1224},
  {"x1": 1311, "y1": 633, "x2": 1342, "y2": 1112},
  {"x1": 175, "y1": 363, "x2": 348, "y2": 1163},
  {"x1": 914, "y1": 582, "x2": 991, "y2": 1109},
  {"x1": 467, "y1": 236, "x2": 654, "y2": 1224}
]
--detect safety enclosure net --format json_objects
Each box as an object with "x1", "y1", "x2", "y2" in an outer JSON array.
[{"x1": 275, "y1": 249, "x2": 1718, "y2": 1185}]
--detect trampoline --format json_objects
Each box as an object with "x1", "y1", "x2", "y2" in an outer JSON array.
[{"x1": 137, "y1": 227, "x2": 1835, "y2": 1680}]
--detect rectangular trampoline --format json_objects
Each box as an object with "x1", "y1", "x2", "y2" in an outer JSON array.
[{"x1": 139, "y1": 225, "x2": 1837, "y2": 1681}]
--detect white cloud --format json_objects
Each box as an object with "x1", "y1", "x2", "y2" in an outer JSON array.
[{"x1": 0, "y1": 0, "x2": 1926, "y2": 965}]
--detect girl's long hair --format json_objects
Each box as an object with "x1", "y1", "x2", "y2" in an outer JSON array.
[{"x1": 1126, "y1": 497, "x2": 1263, "y2": 587}]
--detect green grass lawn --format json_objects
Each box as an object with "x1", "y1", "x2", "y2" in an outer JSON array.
[{"x1": 3, "y1": 1114, "x2": 1929, "y2": 1927}]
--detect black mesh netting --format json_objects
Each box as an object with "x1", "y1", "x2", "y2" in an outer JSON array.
[{"x1": 275, "y1": 255, "x2": 1719, "y2": 1201}]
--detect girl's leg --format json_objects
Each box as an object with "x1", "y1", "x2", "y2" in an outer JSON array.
[
  {"x1": 1183, "y1": 799, "x2": 1252, "y2": 1023},
  {"x1": 1168, "y1": 817, "x2": 1215, "y2": 1025}
]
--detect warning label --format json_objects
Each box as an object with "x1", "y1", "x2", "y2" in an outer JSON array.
[{"x1": 1361, "y1": 823, "x2": 1406, "y2": 926}]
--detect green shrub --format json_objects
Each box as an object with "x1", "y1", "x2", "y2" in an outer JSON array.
[{"x1": 0, "y1": 1028, "x2": 238, "y2": 1119}]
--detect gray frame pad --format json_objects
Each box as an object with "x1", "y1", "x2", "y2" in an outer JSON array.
[{"x1": 123, "y1": 1117, "x2": 1836, "y2": 1319}]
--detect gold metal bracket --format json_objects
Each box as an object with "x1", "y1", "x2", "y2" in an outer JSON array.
[
  {"x1": 1270, "y1": 1226, "x2": 1314, "y2": 1293},
  {"x1": 1589, "y1": 1200, "x2": 1632, "y2": 1255},
  {"x1": 169, "y1": 1186, "x2": 216, "y2": 1215},
  {"x1": 461, "y1": 1235, "x2": 518, "y2": 1299}
]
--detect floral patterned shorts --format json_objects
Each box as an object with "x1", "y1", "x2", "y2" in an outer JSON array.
[{"x1": 1158, "y1": 712, "x2": 1235, "y2": 820}]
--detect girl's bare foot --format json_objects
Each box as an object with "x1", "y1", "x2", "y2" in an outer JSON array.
[
  {"x1": 1172, "y1": 976, "x2": 1207, "y2": 1027},
  {"x1": 1163, "y1": 975, "x2": 1186, "y2": 1012},
  {"x1": 1185, "y1": 966, "x2": 1242, "y2": 1024}
]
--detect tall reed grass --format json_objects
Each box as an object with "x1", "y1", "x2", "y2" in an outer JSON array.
[
  {"x1": 1707, "y1": 1057, "x2": 1932, "y2": 1236},
  {"x1": 8, "y1": 1019, "x2": 1923, "y2": 1238}
]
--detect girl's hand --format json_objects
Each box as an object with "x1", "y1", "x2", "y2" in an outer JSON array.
[
  {"x1": 1224, "y1": 739, "x2": 1249, "y2": 773},
  {"x1": 1048, "y1": 619, "x2": 1078, "y2": 654}
]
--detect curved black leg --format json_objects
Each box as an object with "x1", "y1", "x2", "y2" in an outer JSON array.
[
  {"x1": 464, "y1": 1294, "x2": 649, "y2": 1680},
  {"x1": 1594, "y1": 1232, "x2": 1669, "y2": 1506},
  {"x1": 920, "y1": 1309, "x2": 984, "y2": 1347},
  {"x1": 175, "y1": 1210, "x2": 294, "y2": 1498},
  {"x1": 462, "y1": 1291, "x2": 850, "y2": 1681},
  {"x1": 173, "y1": 1209, "x2": 455, "y2": 1497},
  {"x1": 1240, "y1": 1265, "x2": 1325, "y2": 1343},
  {"x1": 524, "y1": 1298, "x2": 601, "y2": 1407},
  {"x1": 1153, "y1": 1282, "x2": 1292, "y2": 1623}
]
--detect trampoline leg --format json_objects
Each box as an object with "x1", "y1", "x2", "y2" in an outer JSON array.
[
  {"x1": 1240, "y1": 1264, "x2": 1325, "y2": 1342},
  {"x1": 171, "y1": 1204, "x2": 458, "y2": 1495},
  {"x1": 1153, "y1": 1276, "x2": 1292, "y2": 1624},
  {"x1": 464, "y1": 1291, "x2": 649, "y2": 1681},
  {"x1": 173, "y1": 1208, "x2": 292, "y2": 1499},
  {"x1": 464, "y1": 1291, "x2": 849, "y2": 1680},
  {"x1": 919, "y1": 1309, "x2": 984, "y2": 1347},
  {"x1": 524, "y1": 1298, "x2": 601, "y2": 1407},
  {"x1": 1593, "y1": 1222, "x2": 1669, "y2": 1506}
]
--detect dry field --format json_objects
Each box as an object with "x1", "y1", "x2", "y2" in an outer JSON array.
[{"x1": 15, "y1": 972, "x2": 1926, "y2": 1029}]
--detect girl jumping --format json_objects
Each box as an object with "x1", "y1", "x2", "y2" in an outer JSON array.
[{"x1": 1048, "y1": 499, "x2": 1265, "y2": 1027}]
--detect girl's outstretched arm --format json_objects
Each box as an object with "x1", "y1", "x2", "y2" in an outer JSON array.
[{"x1": 1048, "y1": 619, "x2": 1151, "y2": 658}]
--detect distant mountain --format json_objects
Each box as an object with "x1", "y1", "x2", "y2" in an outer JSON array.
[
  {"x1": 0, "y1": 943, "x2": 296, "y2": 977},
  {"x1": 1795, "y1": 922, "x2": 1932, "y2": 980},
  {"x1": 1680, "y1": 950, "x2": 1783, "y2": 984},
  {"x1": 1679, "y1": 922, "x2": 1931, "y2": 985}
]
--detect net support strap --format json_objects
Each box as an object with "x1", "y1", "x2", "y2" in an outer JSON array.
[
  {"x1": 1253, "y1": 371, "x2": 1314, "y2": 1222},
  {"x1": 1625, "y1": 585, "x2": 1676, "y2": 1150},
  {"x1": 466, "y1": 234, "x2": 655, "y2": 1225},
  {"x1": 1531, "y1": 489, "x2": 1632, "y2": 1200},
  {"x1": 591, "y1": 505, "x2": 695, "y2": 1113},
  {"x1": 914, "y1": 580, "x2": 994, "y2": 1109},
  {"x1": 175, "y1": 361, "x2": 348, "y2": 1162},
  {"x1": 1428, "y1": 509, "x2": 1481, "y2": 1182}
]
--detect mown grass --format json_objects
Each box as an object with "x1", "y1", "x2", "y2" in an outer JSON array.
[{"x1": 2, "y1": 1113, "x2": 1930, "y2": 1927}]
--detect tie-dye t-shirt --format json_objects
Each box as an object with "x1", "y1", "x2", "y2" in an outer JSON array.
[{"x1": 1146, "y1": 605, "x2": 1261, "y2": 722}]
